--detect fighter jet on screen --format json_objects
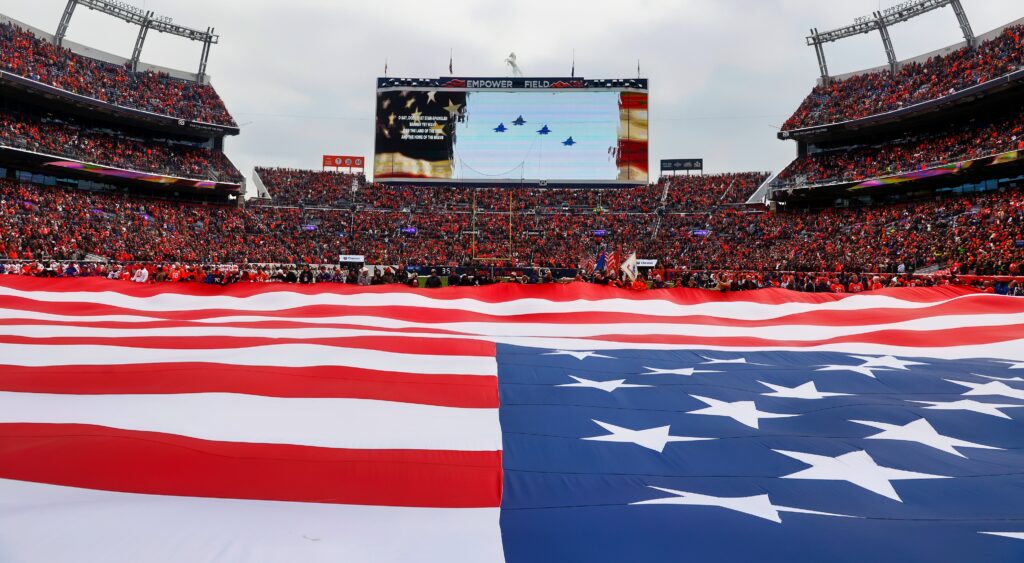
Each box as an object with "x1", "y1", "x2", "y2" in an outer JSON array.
[
  {"x1": 562, "y1": 137, "x2": 576, "y2": 146},
  {"x1": 512, "y1": 115, "x2": 527, "y2": 126},
  {"x1": 537, "y1": 125, "x2": 551, "y2": 135},
  {"x1": 494, "y1": 123, "x2": 507, "y2": 133}
]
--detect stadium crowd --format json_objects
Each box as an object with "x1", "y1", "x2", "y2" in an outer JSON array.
[
  {"x1": 2, "y1": 175, "x2": 1022, "y2": 283},
  {"x1": 783, "y1": 23, "x2": 1024, "y2": 130},
  {"x1": 776, "y1": 108, "x2": 1024, "y2": 186},
  {"x1": 254, "y1": 169, "x2": 768, "y2": 214},
  {"x1": 252, "y1": 168, "x2": 362, "y2": 207},
  {"x1": 3, "y1": 258, "x2": 1018, "y2": 295},
  {"x1": 0, "y1": 106, "x2": 242, "y2": 182},
  {"x1": 657, "y1": 192, "x2": 1024, "y2": 276},
  {"x1": 662, "y1": 172, "x2": 767, "y2": 211},
  {"x1": 0, "y1": 21, "x2": 235, "y2": 126}
]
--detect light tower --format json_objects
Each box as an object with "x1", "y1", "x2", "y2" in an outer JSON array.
[
  {"x1": 805, "y1": 0, "x2": 976, "y2": 84},
  {"x1": 53, "y1": 0, "x2": 220, "y2": 83}
]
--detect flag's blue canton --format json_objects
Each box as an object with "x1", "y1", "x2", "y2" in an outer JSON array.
[{"x1": 497, "y1": 346, "x2": 1024, "y2": 563}]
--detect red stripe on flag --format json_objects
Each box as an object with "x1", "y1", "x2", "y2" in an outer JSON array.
[
  {"x1": 0, "y1": 364, "x2": 498, "y2": 408},
  {"x1": 0, "y1": 276, "x2": 981, "y2": 304},
  {"x1": 0, "y1": 293, "x2": 1019, "y2": 327},
  {"x1": 0, "y1": 423, "x2": 502, "y2": 508},
  {"x1": 619, "y1": 91, "x2": 648, "y2": 111},
  {"x1": 589, "y1": 323, "x2": 1024, "y2": 348},
  {"x1": 4, "y1": 322, "x2": 1023, "y2": 351},
  {"x1": 0, "y1": 334, "x2": 496, "y2": 356}
]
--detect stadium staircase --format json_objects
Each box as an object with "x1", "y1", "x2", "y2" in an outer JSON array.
[
  {"x1": 745, "y1": 171, "x2": 779, "y2": 204},
  {"x1": 249, "y1": 169, "x2": 272, "y2": 200},
  {"x1": 648, "y1": 180, "x2": 673, "y2": 238}
]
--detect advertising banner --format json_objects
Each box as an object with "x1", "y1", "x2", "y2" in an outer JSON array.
[{"x1": 323, "y1": 155, "x2": 365, "y2": 169}]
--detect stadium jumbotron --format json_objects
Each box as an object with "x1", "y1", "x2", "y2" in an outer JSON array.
[{"x1": 1, "y1": 0, "x2": 1023, "y2": 562}]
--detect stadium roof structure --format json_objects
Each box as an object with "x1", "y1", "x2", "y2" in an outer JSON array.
[
  {"x1": 777, "y1": 67, "x2": 1024, "y2": 143},
  {"x1": 807, "y1": 0, "x2": 975, "y2": 82},
  {"x1": 53, "y1": 0, "x2": 218, "y2": 83},
  {"x1": 0, "y1": 11, "x2": 238, "y2": 137},
  {"x1": 782, "y1": 13, "x2": 1024, "y2": 143}
]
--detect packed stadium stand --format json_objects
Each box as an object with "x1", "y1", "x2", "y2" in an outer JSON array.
[
  {"x1": 1, "y1": 9, "x2": 1022, "y2": 292},
  {"x1": 0, "y1": 20, "x2": 235, "y2": 126},
  {"x1": 762, "y1": 17, "x2": 1024, "y2": 209},
  {"x1": 3, "y1": 172, "x2": 1022, "y2": 279},
  {"x1": 775, "y1": 105, "x2": 1024, "y2": 187},
  {"x1": 0, "y1": 15, "x2": 242, "y2": 203},
  {"x1": 252, "y1": 168, "x2": 363, "y2": 207},
  {"x1": 0, "y1": 102, "x2": 242, "y2": 183},
  {"x1": 782, "y1": 22, "x2": 1023, "y2": 132}
]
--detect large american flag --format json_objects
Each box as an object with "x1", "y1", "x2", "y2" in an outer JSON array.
[{"x1": 1, "y1": 277, "x2": 1023, "y2": 562}]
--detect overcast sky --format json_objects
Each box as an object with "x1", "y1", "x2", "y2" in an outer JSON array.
[{"x1": 6, "y1": 0, "x2": 1024, "y2": 189}]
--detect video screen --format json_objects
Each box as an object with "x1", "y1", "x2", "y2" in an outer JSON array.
[{"x1": 374, "y1": 88, "x2": 648, "y2": 184}]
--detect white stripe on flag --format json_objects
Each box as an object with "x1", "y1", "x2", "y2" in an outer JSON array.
[
  {"x1": 0, "y1": 343, "x2": 497, "y2": 374},
  {"x1": 0, "y1": 308, "x2": 159, "y2": 323},
  {"x1": 488, "y1": 337, "x2": 1024, "y2": 361},
  {"x1": 0, "y1": 285, "x2": 999, "y2": 318},
  {"x1": 1, "y1": 312, "x2": 1022, "y2": 339},
  {"x1": 2, "y1": 336, "x2": 1024, "y2": 363},
  {"x1": 0, "y1": 392, "x2": 502, "y2": 451},
  {"x1": 0, "y1": 478, "x2": 505, "y2": 563}
]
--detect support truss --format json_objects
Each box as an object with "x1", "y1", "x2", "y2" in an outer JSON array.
[
  {"x1": 805, "y1": 0, "x2": 976, "y2": 82},
  {"x1": 53, "y1": 0, "x2": 219, "y2": 83}
]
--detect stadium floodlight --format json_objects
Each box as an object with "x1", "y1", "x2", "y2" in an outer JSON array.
[
  {"x1": 805, "y1": 0, "x2": 975, "y2": 83},
  {"x1": 53, "y1": 0, "x2": 219, "y2": 83}
]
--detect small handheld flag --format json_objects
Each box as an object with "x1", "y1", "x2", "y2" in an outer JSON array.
[
  {"x1": 621, "y1": 252, "x2": 638, "y2": 282},
  {"x1": 605, "y1": 248, "x2": 621, "y2": 277}
]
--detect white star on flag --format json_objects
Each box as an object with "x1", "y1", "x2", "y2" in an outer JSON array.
[
  {"x1": 981, "y1": 532, "x2": 1024, "y2": 540},
  {"x1": 641, "y1": 367, "x2": 720, "y2": 377},
  {"x1": 816, "y1": 364, "x2": 892, "y2": 378},
  {"x1": 699, "y1": 356, "x2": 769, "y2": 366},
  {"x1": 558, "y1": 376, "x2": 651, "y2": 393},
  {"x1": 583, "y1": 420, "x2": 711, "y2": 453},
  {"x1": 687, "y1": 395, "x2": 796, "y2": 429},
  {"x1": 946, "y1": 380, "x2": 1024, "y2": 401},
  {"x1": 847, "y1": 355, "x2": 926, "y2": 370},
  {"x1": 976, "y1": 373, "x2": 1024, "y2": 383},
  {"x1": 631, "y1": 487, "x2": 854, "y2": 523},
  {"x1": 996, "y1": 361, "x2": 1024, "y2": 370},
  {"x1": 910, "y1": 399, "x2": 1023, "y2": 419},
  {"x1": 851, "y1": 418, "x2": 1002, "y2": 458},
  {"x1": 774, "y1": 449, "x2": 949, "y2": 501},
  {"x1": 544, "y1": 350, "x2": 615, "y2": 361},
  {"x1": 759, "y1": 381, "x2": 850, "y2": 400}
]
